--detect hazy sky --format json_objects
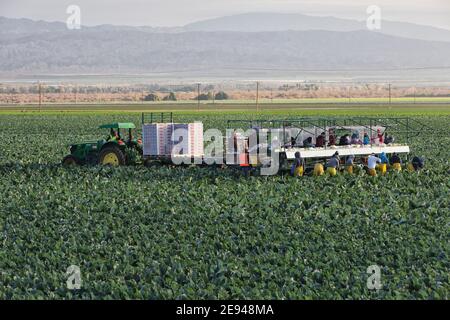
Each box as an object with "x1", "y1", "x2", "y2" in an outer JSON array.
[{"x1": 1, "y1": 0, "x2": 450, "y2": 29}]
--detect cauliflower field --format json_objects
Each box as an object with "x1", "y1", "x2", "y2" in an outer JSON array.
[{"x1": 0, "y1": 110, "x2": 448, "y2": 299}]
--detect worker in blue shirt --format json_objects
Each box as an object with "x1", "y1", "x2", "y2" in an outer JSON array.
[
  {"x1": 363, "y1": 133, "x2": 370, "y2": 145},
  {"x1": 380, "y1": 152, "x2": 389, "y2": 164},
  {"x1": 378, "y1": 152, "x2": 388, "y2": 175}
]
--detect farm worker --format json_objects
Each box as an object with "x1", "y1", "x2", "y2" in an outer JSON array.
[
  {"x1": 377, "y1": 152, "x2": 388, "y2": 175},
  {"x1": 345, "y1": 155, "x2": 355, "y2": 174},
  {"x1": 351, "y1": 133, "x2": 362, "y2": 145},
  {"x1": 363, "y1": 133, "x2": 370, "y2": 145},
  {"x1": 303, "y1": 137, "x2": 314, "y2": 148},
  {"x1": 328, "y1": 129, "x2": 336, "y2": 146},
  {"x1": 368, "y1": 153, "x2": 381, "y2": 176},
  {"x1": 377, "y1": 129, "x2": 384, "y2": 144},
  {"x1": 409, "y1": 156, "x2": 425, "y2": 172},
  {"x1": 291, "y1": 136, "x2": 297, "y2": 147},
  {"x1": 326, "y1": 151, "x2": 340, "y2": 176},
  {"x1": 291, "y1": 151, "x2": 304, "y2": 177},
  {"x1": 108, "y1": 129, "x2": 119, "y2": 142},
  {"x1": 232, "y1": 130, "x2": 241, "y2": 165},
  {"x1": 313, "y1": 163, "x2": 324, "y2": 176},
  {"x1": 339, "y1": 134, "x2": 351, "y2": 146},
  {"x1": 380, "y1": 152, "x2": 389, "y2": 164},
  {"x1": 384, "y1": 135, "x2": 394, "y2": 145},
  {"x1": 345, "y1": 134, "x2": 351, "y2": 145},
  {"x1": 315, "y1": 132, "x2": 326, "y2": 148},
  {"x1": 239, "y1": 140, "x2": 250, "y2": 167},
  {"x1": 238, "y1": 141, "x2": 251, "y2": 176},
  {"x1": 390, "y1": 152, "x2": 402, "y2": 171}
]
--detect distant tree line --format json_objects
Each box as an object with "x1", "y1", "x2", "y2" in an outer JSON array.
[
  {"x1": 144, "y1": 92, "x2": 177, "y2": 101},
  {"x1": 144, "y1": 91, "x2": 229, "y2": 102},
  {"x1": 195, "y1": 91, "x2": 229, "y2": 101}
]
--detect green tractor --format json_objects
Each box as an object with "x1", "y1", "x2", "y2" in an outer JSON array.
[{"x1": 62, "y1": 123, "x2": 143, "y2": 166}]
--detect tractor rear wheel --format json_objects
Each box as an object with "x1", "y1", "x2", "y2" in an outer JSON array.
[
  {"x1": 98, "y1": 146, "x2": 126, "y2": 166},
  {"x1": 62, "y1": 155, "x2": 80, "y2": 166}
]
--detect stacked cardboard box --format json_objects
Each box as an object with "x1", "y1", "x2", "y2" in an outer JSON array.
[
  {"x1": 143, "y1": 123, "x2": 168, "y2": 156},
  {"x1": 143, "y1": 122, "x2": 204, "y2": 157}
]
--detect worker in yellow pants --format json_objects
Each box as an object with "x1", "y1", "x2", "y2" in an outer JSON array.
[
  {"x1": 326, "y1": 152, "x2": 340, "y2": 176},
  {"x1": 345, "y1": 155, "x2": 355, "y2": 174},
  {"x1": 390, "y1": 153, "x2": 402, "y2": 171},
  {"x1": 377, "y1": 152, "x2": 388, "y2": 175},
  {"x1": 291, "y1": 152, "x2": 304, "y2": 177},
  {"x1": 313, "y1": 163, "x2": 324, "y2": 176},
  {"x1": 377, "y1": 163, "x2": 387, "y2": 175},
  {"x1": 327, "y1": 167, "x2": 337, "y2": 176},
  {"x1": 368, "y1": 153, "x2": 381, "y2": 177},
  {"x1": 409, "y1": 157, "x2": 425, "y2": 172},
  {"x1": 294, "y1": 165, "x2": 304, "y2": 177}
]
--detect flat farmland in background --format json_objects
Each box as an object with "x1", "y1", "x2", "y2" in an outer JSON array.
[{"x1": 1, "y1": 102, "x2": 450, "y2": 116}]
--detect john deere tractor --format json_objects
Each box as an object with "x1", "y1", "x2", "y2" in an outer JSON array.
[{"x1": 62, "y1": 123, "x2": 143, "y2": 166}]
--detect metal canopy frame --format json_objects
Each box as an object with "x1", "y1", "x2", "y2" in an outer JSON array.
[
  {"x1": 227, "y1": 116, "x2": 436, "y2": 147},
  {"x1": 142, "y1": 112, "x2": 174, "y2": 124}
]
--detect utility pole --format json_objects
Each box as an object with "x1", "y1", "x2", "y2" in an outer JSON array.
[
  {"x1": 270, "y1": 88, "x2": 273, "y2": 104},
  {"x1": 256, "y1": 81, "x2": 260, "y2": 111},
  {"x1": 348, "y1": 86, "x2": 351, "y2": 104},
  {"x1": 197, "y1": 83, "x2": 201, "y2": 111},
  {"x1": 75, "y1": 84, "x2": 78, "y2": 105},
  {"x1": 388, "y1": 83, "x2": 392, "y2": 105},
  {"x1": 38, "y1": 81, "x2": 42, "y2": 112},
  {"x1": 413, "y1": 86, "x2": 416, "y2": 104}
]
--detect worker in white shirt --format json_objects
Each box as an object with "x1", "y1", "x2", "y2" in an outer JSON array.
[{"x1": 368, "y1": 153, "x2": 381, "y2": 176}]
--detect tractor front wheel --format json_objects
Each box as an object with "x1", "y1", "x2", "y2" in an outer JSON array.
[
  {"x1": 62, "y1": 155, "x2": 80, "y2": 166},
  {"x1": 98, "y1": 146, "x2": 126, "y2": 166}
]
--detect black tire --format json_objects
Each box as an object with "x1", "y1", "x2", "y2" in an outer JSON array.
[
  {"x1": 62, "y1": 155, "x2": 80, "y2": 166},
  {"x1": 144, "y1": 159, "x2": 161, "y2": 167},
  {"x1": 98, "y1": 146, "x2": 126, "y2": 166}
]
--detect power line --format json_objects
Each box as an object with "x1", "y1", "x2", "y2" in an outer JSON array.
[
  {"x1": 197, "y1": 83, "x2": 201, "y2": 111},
  {"x1": 219, "y1": 65, "x2": 450, "y2": 72},
  {"x1": 256, "y1": 81, "x2": 260, "y2": 112}
]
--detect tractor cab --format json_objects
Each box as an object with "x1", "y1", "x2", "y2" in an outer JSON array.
[
  {"x1": 99, "y1": 123, "x2": 142, "y2": 147},
  {"x1": 62, "y1": 122, "x2": 142, "y2": 166}
]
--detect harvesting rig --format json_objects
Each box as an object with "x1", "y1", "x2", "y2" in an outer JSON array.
[
  {"x1": 62, "y1": 112, "x2": 431, "y2": 175},
  {"x1": 226, "y1": 116, "x2": 430, "y2": 172}
]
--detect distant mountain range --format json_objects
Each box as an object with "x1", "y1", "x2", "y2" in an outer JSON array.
[
  {"x1": 1, "y1": 14, "x2": 450, "y2": 80},
  {"x1": 184, "y1": 13, "x2": 450, "y2": 43}
]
